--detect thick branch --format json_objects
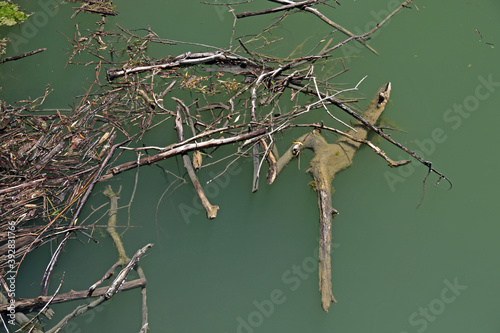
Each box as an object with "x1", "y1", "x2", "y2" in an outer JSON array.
[
  {"x1": 107, "y1": 51, "x2": 241, "y2": 80},
  {"x1": 287, "y1": 80, "x2": 451, "y2": 191},
  {"x1": 105, "y1": 243, "x2": 153, "y2": 299},
  {"x1": 276, "y1": 83, "x2": 392, "y2": 312}
]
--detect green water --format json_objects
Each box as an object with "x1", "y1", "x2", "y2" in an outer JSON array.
[{"x1": 2, "y1": 1, "x2": 500, "y2": 332}]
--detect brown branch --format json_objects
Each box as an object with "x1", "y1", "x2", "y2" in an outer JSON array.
[
  {"x1": 0, "y1": 177, "x2": 46, "y2": 195},
  {"x1": 259, "y1": 139, "x2": 278, "y2": 185},
  {"x1": 0, "y1": 48, "x2": 46, "y2": 64},
  {"x1": 17, "y1": 274, "x2": 63, "y2": 331},
  {"x1": 106, "y1": 51, "x2": 238, "y2": 80},
  {"x1": 45, "y1": 257, "x2": 148, "y2": 333}
]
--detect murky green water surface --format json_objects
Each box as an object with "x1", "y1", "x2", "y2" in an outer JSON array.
[{"x1": 2, "y1": 1, "x2": 500, "y2": 332}]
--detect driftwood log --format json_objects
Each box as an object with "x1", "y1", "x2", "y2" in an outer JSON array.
[{"x1": 276, "y1": 82, "x2": 392, "y2": 311}]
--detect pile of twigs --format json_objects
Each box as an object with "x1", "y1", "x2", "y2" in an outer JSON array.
[{"x1": 0, "y1": 86, "x2": 156, "y2": 271}]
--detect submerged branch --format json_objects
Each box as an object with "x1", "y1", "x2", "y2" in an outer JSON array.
[
  {"x1": 287, "y1": 80, "x2": 452, "y2": 196},
  {"x1": 275, "y1": 82, "x2": 392, "y2": 312},
  {"x1": 45, "y1": 244, "x2": 152, "y2": 333}
]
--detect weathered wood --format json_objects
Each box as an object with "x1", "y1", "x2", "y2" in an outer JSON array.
[
  {"x1": 100, "y1": 128, "x2": 267, "y2": 180},
  {"x1": 174, "y1": 104, "x2": 219, "y2": 219},
  {"x1": 276, "y1": 83, "x2": 392, "y2": 312},
  {"x1": 106, "y1": 51, "x2": 242, "y2": 80},
  {"x1": 105, "y1": 244, "x2": 152, "y2": 299},
  {"x1": 0, "y1": 278, "x2": 146, "y2": 313}
]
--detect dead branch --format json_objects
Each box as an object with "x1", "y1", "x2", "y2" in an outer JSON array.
[
  {"x1": 102, "y1": 185, "x2": 150, "y2": 330},
  {"x1": 320, "y1": 0, "x2": 415, "y2": 55},
  {"x1": 290, "y1": 123, "x2": 411, "y2": 167},
  {"x1": 275, "y1": 82, "x2": 392, "y2": 311},
  {"x1": 0, "y1": 48, "x2": 46, "y2": 64},
  {"x1": 0, "y1": 278, "x2": 146, "y2": 314},
  {"x1": 174, "y1": 103, "x2": 219, "y2": 219},
  {"x1": 99, "y1": 128, "x2": 267, "y2": 180},
  {"x1": 104, "y1": 244, "x2": 152, "y2": 299},
  {"x1": 236, "y1": 0, "x2": 321, "y2": 19},
  {"x1": 45, "y1": 244, "x2": 152, "y2": 333},
  {"x1": 269, "y1": 0, "x2": 377, "y2": 54},
  {"x1": 285, "y1": 80, "x2": 451, "y2": 193},
  {"x1": 107, "y1": 51, "x2": 244, "y2": 80}
]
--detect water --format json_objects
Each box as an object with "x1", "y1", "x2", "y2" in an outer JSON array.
[{"x1": 2, "y1": 1, "x2": 500, "y2": 332}]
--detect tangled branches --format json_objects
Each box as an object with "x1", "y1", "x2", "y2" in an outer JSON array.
[{"x1": 0, "y1": 0, "x2": 450, "y2": 329}]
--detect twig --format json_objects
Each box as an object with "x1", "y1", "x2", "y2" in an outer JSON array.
[
  {"x1": 236, "y1": 0, "x2": 321, "y2": 18},
  {"x1": 16, "y1": 274, "x2": 64, "y2": 332},
  {"x1": 269, "y1": 0, "x2": 378, "y2": 54},
  {"x1": 320, "y1": 0, "x2": 414, "y2": 55}
]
